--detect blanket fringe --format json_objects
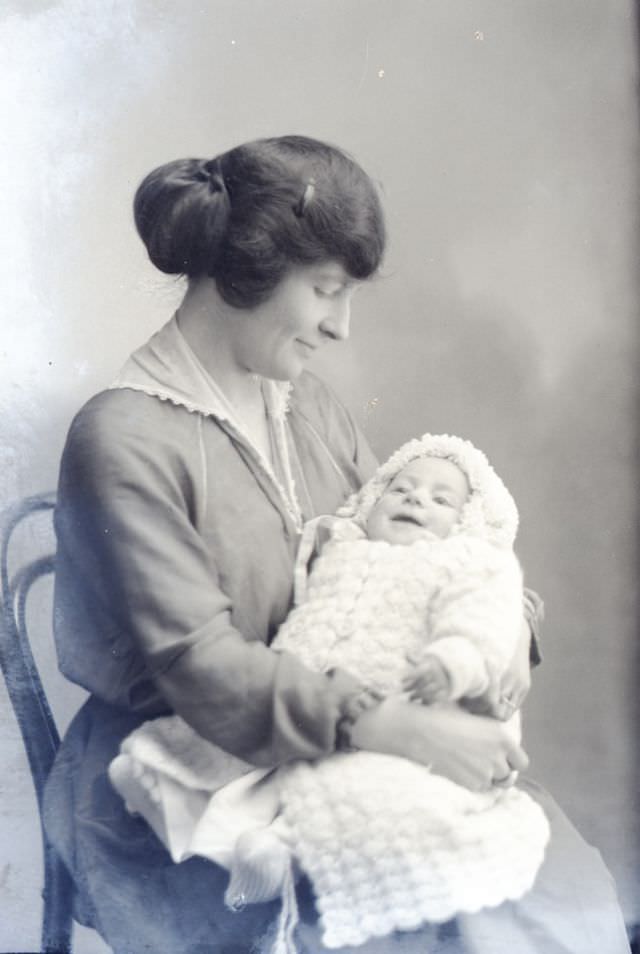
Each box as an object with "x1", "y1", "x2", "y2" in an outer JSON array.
[{"x1": 272, "y1": 863, "x2": 299, "y2": 954}]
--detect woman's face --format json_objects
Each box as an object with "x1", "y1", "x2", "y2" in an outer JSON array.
[{"x1": 231, "y1": 262, "x2": 361, "y2": 380}]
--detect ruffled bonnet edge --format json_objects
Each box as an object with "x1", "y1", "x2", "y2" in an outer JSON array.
[{"x1": 337, "y1": 433, "x2": 519, "y2": 548}]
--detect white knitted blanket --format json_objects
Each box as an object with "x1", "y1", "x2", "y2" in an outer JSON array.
[
  {"x1": 280, "y1": 752, "x2": 549, "y2": 949},
  {"x1": 272, "y1": 533, "x2": 550, "y2": 949}
]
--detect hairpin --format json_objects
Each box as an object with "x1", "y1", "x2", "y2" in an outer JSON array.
[{"x1": 293, "y1": 177, "x2": 316, "y2": 217}]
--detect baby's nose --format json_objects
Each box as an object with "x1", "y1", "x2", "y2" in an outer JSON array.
[{"x1": 404, "y1": 489, "x2": 426, "y2": 506}]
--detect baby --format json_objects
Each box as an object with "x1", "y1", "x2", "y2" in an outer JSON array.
[
  {"x1": 282, "y1": 435, "x2": 522, "y2": 711},
  {"x1": 373, "y1": 453, "x2": 497, "y2": 701},
  {"x1": 110, "y1": 434, "x2": 550, "y2": 951}
]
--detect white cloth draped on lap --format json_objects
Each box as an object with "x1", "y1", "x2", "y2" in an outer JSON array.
[{"x1": 109, "y1": 714, "x2": 273, "y2": 868}]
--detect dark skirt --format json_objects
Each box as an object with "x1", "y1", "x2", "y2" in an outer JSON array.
[{"x1": 43, "y1": 696, "x2": 630, "y2": 954}]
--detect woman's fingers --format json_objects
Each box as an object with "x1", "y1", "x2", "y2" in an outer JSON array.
[
  {"x1": 493, "y1": 768, "x2": 519, "y2": 788},
  {"x1": 494, "y1": 692, "x2": 521, "y2": 721},
  {"x1": 504, "y1": 737, "x2": 529, "y2": 772}
]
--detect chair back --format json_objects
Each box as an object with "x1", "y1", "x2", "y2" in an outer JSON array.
[{"x1": 0, "y1": 492, "x2": 73, "y2": 953}]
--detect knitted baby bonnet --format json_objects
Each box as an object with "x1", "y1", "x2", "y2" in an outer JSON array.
[{"x1": 338, "y1": 432, "x2": 519, "y2": 548}]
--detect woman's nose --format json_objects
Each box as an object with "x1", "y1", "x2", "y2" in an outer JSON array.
[{"x1": 320, "y1": 298, "x2": 351, "y2": 341}]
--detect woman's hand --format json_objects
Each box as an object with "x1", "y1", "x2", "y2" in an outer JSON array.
[{"x1": 350, "y1": 696, "x2": 528, "y2": 792}]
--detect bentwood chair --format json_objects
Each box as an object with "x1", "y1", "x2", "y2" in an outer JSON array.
[{"x1": 0, "y1": 492, "x2": 74, "y2": 954}]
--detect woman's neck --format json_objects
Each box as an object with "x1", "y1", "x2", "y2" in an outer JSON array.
[
  {"x1": 176, "y1": 278, "x2": 262, "y2": 411},
  {"x1": 176, "y1": 279, "x2": 273, "y2": 464}
]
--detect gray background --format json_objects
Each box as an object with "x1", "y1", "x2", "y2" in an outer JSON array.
[{"x1": 1, "y1": 1, "x2": 638, "y2": 950}]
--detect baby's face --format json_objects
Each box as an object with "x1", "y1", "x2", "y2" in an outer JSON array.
[{"x1": 366, "y1": 457, "x2": 470, "y2": 545}]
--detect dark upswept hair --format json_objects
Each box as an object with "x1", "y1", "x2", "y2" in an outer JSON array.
[{"x1": 133, "y1": 135, "x2": 386, "y2": 307}]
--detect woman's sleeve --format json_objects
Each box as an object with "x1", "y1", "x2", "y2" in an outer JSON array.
[
  {"x1": 55, "y1": 395, "x2": 362, "y2": 768},
  {"x1": 523, "y1": 587, "x2": 544, "y2": 666},
  {"x1": 293, "y1": 370, "x2": 379, "y2": 487}
]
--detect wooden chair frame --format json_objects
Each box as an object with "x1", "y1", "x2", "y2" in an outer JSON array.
[{"x1": 0, "y1": 492, "x2": 73, "y2": 954}]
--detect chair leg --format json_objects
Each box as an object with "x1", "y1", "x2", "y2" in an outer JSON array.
[{"x1": 41, "y1": 839, "x2": 73, "y2": 954}]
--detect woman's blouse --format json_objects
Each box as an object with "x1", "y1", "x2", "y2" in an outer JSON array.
[{"x1": 52, "y1": 317, "x2": 377, "y2": 768}]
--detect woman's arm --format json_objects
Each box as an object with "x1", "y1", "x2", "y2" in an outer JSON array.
[
  {"x1": 54, "y1": 391, "x2": 364, "y2": 768},
  {"x1": 523, "y1": 587, "x2": 544, "y2": 666}
]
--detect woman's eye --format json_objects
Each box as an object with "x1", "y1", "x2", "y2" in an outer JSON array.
[{"x1": 315, "y1": 286, "x2": 341, "y2": 299}]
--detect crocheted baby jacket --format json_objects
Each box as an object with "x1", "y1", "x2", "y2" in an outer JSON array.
[
  {"x1": 276, "y1": 523, "x2": 524, "y2": 701},
  {"x1": 272, "y1": 531, "x2": 549, "y2": 948}
]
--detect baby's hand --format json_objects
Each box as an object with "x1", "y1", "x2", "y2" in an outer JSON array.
[{"x1": 403, "y1": 655, "x2": 453, "y2": 704}]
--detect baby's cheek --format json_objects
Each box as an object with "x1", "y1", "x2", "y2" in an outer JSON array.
[
  {"x1": 433, "y1": 515, "x2": 455, "y2": 538},
  {"x1": 365, "y1": 507, "x2": 386, "y2": 541}
]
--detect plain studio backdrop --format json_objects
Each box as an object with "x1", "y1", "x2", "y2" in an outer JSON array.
[{"x1": 1, "y1": 1, "x2": 638, "y2": 950}]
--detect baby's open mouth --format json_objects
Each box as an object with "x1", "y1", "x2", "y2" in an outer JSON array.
[{"x1": 392, "y1": 514, "x2": 423, "y2": 527}]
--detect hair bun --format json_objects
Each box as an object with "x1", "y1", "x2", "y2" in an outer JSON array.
[
  {"x1": 134, "y1": 157, "x2": 231, "y2": 277},
  {"x1": 199, "y1": 158, "x2": 226, "y2": 195}
]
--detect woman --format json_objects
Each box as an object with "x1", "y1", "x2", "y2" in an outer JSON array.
[{"x1": 43, "y1": 135, "x2": 629, "y2": 954}]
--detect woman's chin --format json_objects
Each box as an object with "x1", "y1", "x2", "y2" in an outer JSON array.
[
  {"x1": 277, "y1": 359, "x2": 307, "y2": 381},
  {"x1": 254, "y1": 361, "x2": 303, "y2": 382}
]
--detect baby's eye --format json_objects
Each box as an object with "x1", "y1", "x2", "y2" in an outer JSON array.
[{"x1": 434, "y1": 496, "x2": 453, "y2": 507}]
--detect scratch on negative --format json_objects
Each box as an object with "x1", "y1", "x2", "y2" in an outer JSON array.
[{"x1": 356, "y1": 38, "x2": 370, "y2": 93}]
